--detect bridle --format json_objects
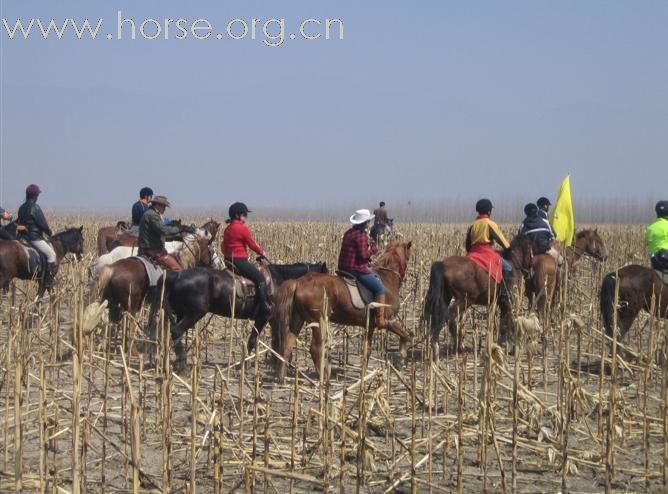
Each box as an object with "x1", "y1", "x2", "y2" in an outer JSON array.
[{"x1": 376, "y1": 249, "x2": 407, "y2": 280}]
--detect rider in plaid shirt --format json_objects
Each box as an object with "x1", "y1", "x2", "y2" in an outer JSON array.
[{"x1": 338, "y1": 209, "x2": 386, "y2": 327}]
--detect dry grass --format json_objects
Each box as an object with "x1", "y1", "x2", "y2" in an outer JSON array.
[{"x1": 0, "y1": 218, "x2": 665, "y2": 493}]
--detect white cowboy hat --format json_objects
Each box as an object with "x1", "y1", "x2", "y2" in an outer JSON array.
[{"x1": 350, "y1": 209, "x2": 375, "y2": 224}]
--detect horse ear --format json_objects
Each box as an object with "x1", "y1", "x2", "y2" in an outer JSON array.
[
  {"x1": 407, "y1": 241, "x2": 412, "y2": 250},
  {"x1": 79, "y1": 226, "x2": 84, "y2": 232}
]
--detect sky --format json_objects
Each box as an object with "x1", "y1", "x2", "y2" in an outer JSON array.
[{"x1": 1, "y1": 0, "x2": 666, "y2": 214}]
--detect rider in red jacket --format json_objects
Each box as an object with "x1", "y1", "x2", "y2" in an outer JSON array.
[{"x1": 222, "y1": 202, "x2": 272, "y2": 315}]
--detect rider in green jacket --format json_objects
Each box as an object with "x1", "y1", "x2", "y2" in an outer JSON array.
[{"x1": 646, "y1": 200, "x2": 668, "y2": 272}]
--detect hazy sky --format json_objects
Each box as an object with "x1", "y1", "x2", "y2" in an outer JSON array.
[{"x1": 1, "y1": 0, "x2": 666, "y2": 212}]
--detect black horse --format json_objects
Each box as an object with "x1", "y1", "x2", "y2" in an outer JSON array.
[{"x1": 146, "y1": 262, "x2": 328, "y2": 371}]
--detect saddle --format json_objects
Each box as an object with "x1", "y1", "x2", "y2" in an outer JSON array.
[
  {"x1": 131, "y1": 256, "x2": 165, "y2": 287},
  {"x1": 17, "y1": 240, "x2": 43, "y2": 276},
  {"x1": 336, "y1": 270, "x2": 374, "y2": 310},
  {"x1": 223, "y1": 261, "x2": 273, "y2": 300}
]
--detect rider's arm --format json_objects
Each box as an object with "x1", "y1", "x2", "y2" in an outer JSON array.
[
  {"x1": 242, "y1": 225, "x2": 265, "y2": 256},
  {"x1": 488, "y1": 221, "x2": 510, "y2": 249},
  {"x1": 34, "y1": 205, "x2": 52, "y2": 236},
  {"x1": 356, "y1": 230, "x2": 377, "y2": 262}
]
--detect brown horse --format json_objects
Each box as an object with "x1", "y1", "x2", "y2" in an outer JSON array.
[
  {"x1": 97, "y1": 219, "x2": 220, "y2": 255},
  {"x1": 600, "y1": 265, "x2": 667, "y2": 344},
  {"x1": 271, "y1": 241, "x2": 412, "y2": 382},
  {"x1": 96, "y1": 235, "x2": 214, "y2": 323},
  {"x1": 564, "y1": 229, "x2": 607, "y2": 267},
  {"x1": 423, "y1": 236, "x2": 533, "y2": 358},
  {"x1": 0, "y1": 227, "x2": 85, "y2": 294}
]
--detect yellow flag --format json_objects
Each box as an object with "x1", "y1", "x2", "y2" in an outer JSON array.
[{"x1": 550, "y1": 175, "x2": 575, "y2": 246}]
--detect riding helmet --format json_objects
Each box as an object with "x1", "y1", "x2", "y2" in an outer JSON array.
[
  {"x1": 475, "y1": 198, "x2": 493, "y2": 215},
  {"x1": 26, "y1": 184, "x2": 42, "y2": 199},
  {"x1": 524, "y1": 203, "x2": 539, "y2": 216},
  {"x1": 656, "y1": 200, "x2": 668, "y2": 217},
  {"x1": 537, "y1": 197, "x2": 551, "y2": 209},
  {"x1": 229, "y1": 202, "x2": 251, "y2": 219},
  {"x1": 140, "y1": 187, "x2": 154, "y2": 199}
]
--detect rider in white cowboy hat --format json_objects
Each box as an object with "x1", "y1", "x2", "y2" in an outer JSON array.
[{"x1": 338, "y1": 209, "x2": 387, "y2": 327}]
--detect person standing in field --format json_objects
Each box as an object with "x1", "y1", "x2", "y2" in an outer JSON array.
[
  {"x1": 222, "y1": 202, "x2": 273, "y2": 315},
  {"x1": 129, "y1": 186, "x2": 153, "y2": 234},
  {"x1": 338, "y1": 209, "x2": 387, "y2": 327},
  {"x1": 465, "y1": 199, "x2": 513, "y2": 301},
  {"x1": 138, "y1": 195, "x2": 192, "y2": 272},
  {"x1": 646, "y1": 200, "x2": 668, "y2": 273},
  {"x1": 17, "y1": 184, "x2": 58, "y2": 288}
]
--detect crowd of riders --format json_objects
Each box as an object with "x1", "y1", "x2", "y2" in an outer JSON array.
[{"x1": 1, "y1": 184, "x2": 667, "y2": 302}]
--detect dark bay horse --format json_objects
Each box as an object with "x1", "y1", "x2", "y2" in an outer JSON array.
[
  {"x1": 600, "y1": 265, "x2": 667, "y2": 344},
  {"x1": 271, "y1": 241, "x2": 412, "y2": 383},
  {"x1": 97, "y1": 219, "x2": 220, "y2": 255},
  {"x1": 145, "y1": 262, "x2": 328, "y2": 371},
  {"x1": 0, "y1": 227, "x2": 85, "y2": 294},
  {"x1": 423, "y1": 237, "x2": 532, "y2": 358},
  {"x1": 96, "y1": 235, "x2": 214, "y2": 323}
]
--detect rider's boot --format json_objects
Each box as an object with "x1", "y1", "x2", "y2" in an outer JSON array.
[
  {"x1": 374, "y1": 294, "x2": 387, "y2": 327},
  {"x1": 256, "y1": 281, "x2": 273, "y2": 315},
  {"x1": 44, "y1": 262, "x2": 57, "y2": 289}
]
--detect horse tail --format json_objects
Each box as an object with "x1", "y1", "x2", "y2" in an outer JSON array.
[
  {"x1": 272, "y1": 279, "x2": 298, "y2": 364},
  {"x1": 600, "y1": 271, "x2": 618, "y2": 338},
  {"x1": 423, "y1": 261, "x2": 450, "y2": 339}
]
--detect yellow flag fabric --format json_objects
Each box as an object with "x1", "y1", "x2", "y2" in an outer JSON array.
[{"x1": 550, "y1": 175, "x2": 575, "y2": 246}]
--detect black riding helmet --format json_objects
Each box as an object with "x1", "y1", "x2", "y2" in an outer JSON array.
[
  {"x1": 475, "y1": 198, "x2": 493, "y2": 215},
  {"x1": 656, "y1": 200, "x2": 668, "y2": 218},
  {"x1": 537, "y1": 197, "x2": 551, "y2": 209},
  {"x1": 524, "y1": 203, "x2": 539, "y2": 216},
  {"x1": 229, "y1": 202, "x2": 251, "y2": 219}
]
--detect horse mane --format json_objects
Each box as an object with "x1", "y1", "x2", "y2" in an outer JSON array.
[{"x1": 373, "y1": 241, "x2": 407, "y2": 268}]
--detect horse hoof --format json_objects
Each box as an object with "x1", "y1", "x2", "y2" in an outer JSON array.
[
  {"x1": 174, "y1": 359, "x2": 189, "y2": 374},
  {"x1": 432, "y1": 343, "x2": 440, "y2": 363}
]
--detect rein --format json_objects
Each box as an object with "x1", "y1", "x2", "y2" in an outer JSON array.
[{"x1": 376, "y1": 250, "x2": 407, "y2": 280}]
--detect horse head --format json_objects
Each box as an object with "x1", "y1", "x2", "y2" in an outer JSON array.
[
  {"x1": 53, "y1": 226, "x2": 85, "y2": 261},
  {"x1": 201, "y1": 219, "x2": 221, "y2": 243},
  {"x1": 507, "y1": 235, "x2": 535, "y2": 279},
  {"x1": 575, "y1": 229, "x2": 607, "y2": 261},
  {"x1": 375, "y1": 240, "x2": 412, "y2": 278}
]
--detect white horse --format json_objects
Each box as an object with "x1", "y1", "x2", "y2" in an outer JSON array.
[{"x1": 94, "y1": 229, "x2": 221, "y2": 271}]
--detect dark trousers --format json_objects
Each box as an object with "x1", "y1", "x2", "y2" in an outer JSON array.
[{"x1": 230, "y1": 259, "x2": 266, "y2": 286}]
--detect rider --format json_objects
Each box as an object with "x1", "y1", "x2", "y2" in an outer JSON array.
[
  {"x1": 137, "y1": 195, "x2": 192, "y2": 272},
  {"x1": 518, "y1": 203, "x2": 561, "y2": 264},
  {"x1": 222, "y1": 202, "x2": 273, "y2": 315},
  {"x1": 338, "y1": 209, "x2": 386, "y2": 327},
  {"x1": 536, "y1": 197, "x2": 551, "y2": 220},
  {"x1": 0, "y1": 207, "x2": 10, "y2": 223},
  {"x1": 646, "y1": 200, "x2": 668, "y2": 272},
  {"x1": 17, "y1": 184, "x2": 58, "y2": 288},
  {"x1": 373, "y1": 202, "x2": 392, "y2": 230},
  {"x1": 129, "y1": 187, "x2": 153, "y2": 234},
  {"x1": 465, "y1": 199, "x2": 513, "y2": 301}
]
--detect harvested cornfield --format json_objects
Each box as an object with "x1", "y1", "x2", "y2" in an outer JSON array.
[{"x1": 1, "y1": 218, "x2": 666, "y2": 493}]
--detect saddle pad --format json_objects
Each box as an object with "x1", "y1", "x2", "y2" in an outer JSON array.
[
  {"x1": 654, "y1": 269, "x2": 668, "y2": 285},
  {"x1": 19, "y1": 244, "x2": 42, "y2": 276},
  {"x1": 337, "y1": 272, "x2": 374, "y2": 310},
  {"x1": 131, "y1": 256, "x2": 165, "y2": 287}
]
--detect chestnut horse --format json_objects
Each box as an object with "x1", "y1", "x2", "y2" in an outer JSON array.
[
  {"x1": 271, "y1": 241, "x2": 412, "y2": 382},
  {"x1": 423, "y1": 236, "x2": 533, "y2": 358},
  {"x1": 600, "y1": 265, "x2": 667, "y2": 344},
  {"x1": 97, "y1": 219, "x2": 220, "y2": 255},
  {"x1": 0, "y1": 227, "x2": 85, "y2": 294},
  {"x1": 525, "y1": 229, "x2": 608, "y2": 318},
  {"x1": 96, "y1": 235, "x2": 214, "y2": 323}
]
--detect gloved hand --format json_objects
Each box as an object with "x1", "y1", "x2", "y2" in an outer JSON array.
[{"x1": 257, "y1": 254, "x2": 270, "y2": 263}]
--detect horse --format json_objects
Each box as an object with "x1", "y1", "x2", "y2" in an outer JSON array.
[
  {"x1": 96, "y1": 219, "x2": 220, "y2": 255},
  {"x1": 564, "y1": 229, "x2": 607, "y2": 267},
  {"x1": 370, "y1": 219, "x2": 394, "y2": 244},
  {"x1": 271, "y1": 241, "x2": 412, "y2": 383},
  {"x1": 145, "y1": 261, "x2": 329, "y2": 372},
  {"x1": 96, "y1": 235, "x2": 214, "y2": 324},
  {"x1": 0, "y1": 227, "x2": 85, "y2": 294},
  {"x1": 423, "y1": 236, "x2": 532, "y2": 358},
  {"x1": 600, "y1": 265, "x2": 667, "y2": 344},
  {"x1": 524, "y1": 229, "x2": 608, "y2": 319}
]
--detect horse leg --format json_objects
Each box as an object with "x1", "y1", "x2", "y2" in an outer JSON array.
[
  {"x1": 170, "y1": 312, "x2": 206, "y2": 373},
  {"x1": 449, "y1": 299, "x2": 467, "y2": 354},
  {"x1": 277, "y1": 329, "x2": 299, "y2": 383},
  {"x1": 362, "y1": 327, "x2": 375, "y2": 364},
  {"x1": 247, "y1": 314, "x2": 268, "y2": 355},
  {"x1": 309, "y1": 326, "x2": 323, "y2": 378},
  {"x1": 497, "y1": 300, "x2": 514, "y2": 347},
  {"x1": 386, "y1": 320, "x2": 409, "y2": 365}
]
